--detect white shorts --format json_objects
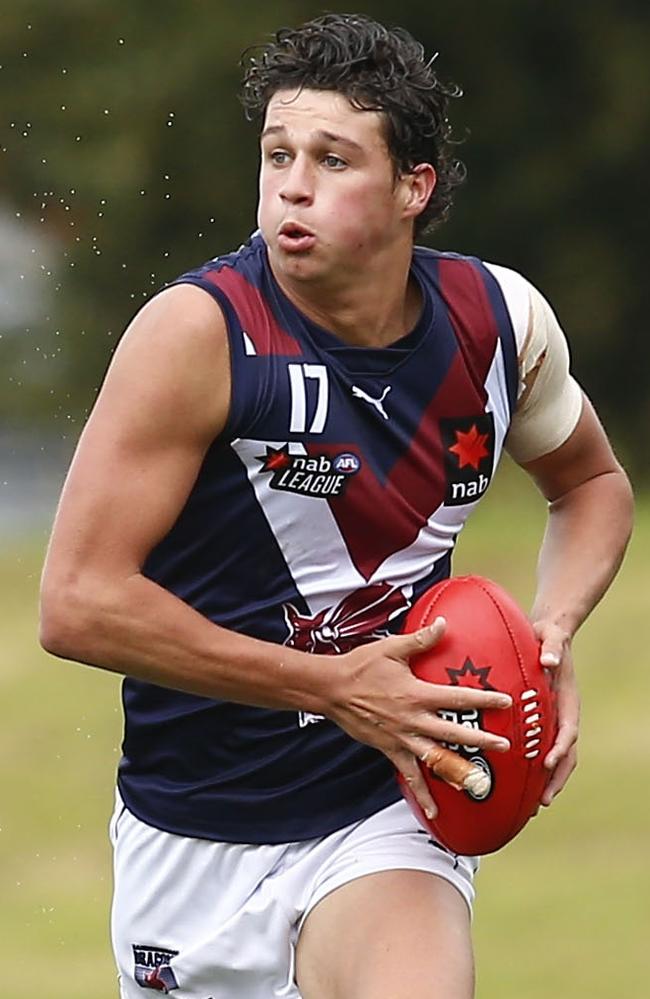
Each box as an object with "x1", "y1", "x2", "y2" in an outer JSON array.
[{"x1": 110, "y1": 792, "x2": 478, "y2": 998}]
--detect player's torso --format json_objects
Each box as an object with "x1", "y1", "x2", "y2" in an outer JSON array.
[
  {"x1": 157, "y1": 235, "x2": 517, "y2": 638},
  {"x1": 117, "y1": 235, "x2": 518, "y2": 843}
]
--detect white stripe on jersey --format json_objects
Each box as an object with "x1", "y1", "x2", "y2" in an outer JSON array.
[
  {"x1": 483, "y1": 262, "x2": 530, "y2": 357},
  {"x1": 242, "y1": 331, "x2": 257, "y2": 356},
  {"x1": 232, "y1": 439, "x2": 365, "y2": 614}
]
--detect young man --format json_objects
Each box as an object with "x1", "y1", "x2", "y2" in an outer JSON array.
[{"x1": 40, "y1": 14, "x2": 633, "y2": 999}]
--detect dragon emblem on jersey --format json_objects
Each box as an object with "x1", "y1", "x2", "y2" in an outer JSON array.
[{"x1": 283, "y1": 582, "x2": 411, "y2": 655}]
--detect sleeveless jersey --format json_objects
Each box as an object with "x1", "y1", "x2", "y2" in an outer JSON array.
[{"x1": 117, "y1": 233, "x2": 519, "y2": 844}]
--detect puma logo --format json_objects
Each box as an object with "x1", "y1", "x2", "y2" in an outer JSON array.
[{"x1": 351, "y1": 384, "x2": 391, "y2": 420}]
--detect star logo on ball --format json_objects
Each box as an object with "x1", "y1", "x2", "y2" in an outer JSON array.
[
  {"x1": 446, "y1": 657, "x2": 496, "y2": 691},
  {"x1": 448, "y1": 424, "x2": 490, "y2": 470}
]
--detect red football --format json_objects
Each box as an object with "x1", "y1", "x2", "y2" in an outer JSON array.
[{"x1": 398, "y1": 575, "x2": 557, "y2": 855}]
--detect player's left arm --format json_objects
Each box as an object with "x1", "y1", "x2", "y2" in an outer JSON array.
[
  {"x1": 521, "y1": 397, "x2": 633, "y2": 802},
  {"x1": 505, "y1": 282, "x2": 634, "y2": 804}
]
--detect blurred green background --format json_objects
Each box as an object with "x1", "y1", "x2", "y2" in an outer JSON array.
[
  {"x1": 2, "y1": 0, "x2": 649, "y2": 461},
  {"x1": 1, "y1": 1, "x2": 647, "y2": 996}
]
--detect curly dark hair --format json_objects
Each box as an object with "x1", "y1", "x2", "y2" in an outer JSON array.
[{"x1": 240, "y1": 13, "x2": 465, "y2": 234}]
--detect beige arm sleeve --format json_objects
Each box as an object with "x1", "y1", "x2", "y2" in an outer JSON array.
[
  {"x1": 507, "y1": 284, "x2": 583, "y2": 463},
  {"x1": 485, "y1": 264, "x2": 583, "y2": 464}
]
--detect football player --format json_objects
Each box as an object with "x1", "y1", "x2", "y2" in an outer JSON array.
[{"x1": 40, "y1": 14, "x2": 633, "y2": 998}]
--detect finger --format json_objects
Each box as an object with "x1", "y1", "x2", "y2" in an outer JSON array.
[
  {"x1": 387, "y1": 617, "x2": 447, "y2": 659},
  {"x1": 541, "y1": 746, "x2": 577, "y2": 806},
  {"x1": 422, "y1": 744, "x2": 492, "y2": 797},
  {"x1": 544, "y1": 671, "x2": 580, "y2": 771},
  {"x1": 533, "y1": 621, "x2": 568, "y2": 669},
  {"x1": 544, "y1": 717, "x2": 579, "y2": 771},
  {"x1": 540, "y1": 646, "x2": 561, "y2": 668},
  {"x1": 395, "y1": 752, "x2": 438, "y2": 820},
  {"x1": 427, "y1": 716, "x2": 511, "y2": 753},
  {"x1": 420, "y1": 684, "x2": 512, "y2": 712}
]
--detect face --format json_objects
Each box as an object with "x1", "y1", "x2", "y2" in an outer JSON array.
[{"x1": 257, "y1": 88, "x2": 430, "y2": 286}]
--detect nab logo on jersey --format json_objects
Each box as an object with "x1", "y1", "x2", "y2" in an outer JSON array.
[
  {"x1": 441, "y1": 413, "x2": 495, "y2": 506},
  {"x1": 257, "y1": 445, "x2": 360, "y2": 498}
]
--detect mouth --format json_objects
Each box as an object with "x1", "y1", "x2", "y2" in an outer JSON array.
[{"x1": 277, "y1": 222, "x2": 316, "y2": 253}]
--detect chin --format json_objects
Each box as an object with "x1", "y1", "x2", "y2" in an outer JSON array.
[
  {"x1": 280, "y1": 261, "x2": 324, "y2": 285},
  {"x1": 270, "y1": 245, "x2": 324, "y2": 282}
]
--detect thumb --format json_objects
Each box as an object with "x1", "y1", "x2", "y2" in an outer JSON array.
[
  {"x1": 387, "y1": 616, "x2": 446, "y2": 661},
  {"x1": 533, "y1": 621, "x2": 568, "y2": 669}
]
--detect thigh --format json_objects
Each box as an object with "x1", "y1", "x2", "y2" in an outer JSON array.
[{"x1": 296, "y1": 869, "x2": 474, "y2": 999}]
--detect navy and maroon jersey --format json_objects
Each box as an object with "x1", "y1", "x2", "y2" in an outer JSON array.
[{"x1": 117, "y1": 232, "x2": 518, "y2": 844}]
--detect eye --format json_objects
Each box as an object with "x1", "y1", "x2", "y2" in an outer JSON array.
[
  {"x1": 323, "y1": 153, "x2": 346, "y2": 169},
  {"x1": 268, "y1": 149, "x2": 290, "y2": 165}
]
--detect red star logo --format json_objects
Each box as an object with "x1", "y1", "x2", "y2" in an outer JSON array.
[
  {"x1": 448, "y1": 424, "x2": 490, "y2": 470},
  {"x1": 257, "y1": 444, "x2": 292, "y2": 473},
  {"x1": 446, "y1": 657, "x2": 496, "y2": 691}
]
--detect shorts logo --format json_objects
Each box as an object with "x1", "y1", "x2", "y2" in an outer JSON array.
[
  {"x1": 440, "y1": 413, "x2": 495, "y2": 506},
  {"x1": 132, "y1": 945, "x2": 179, "y2": 992},
  {"x1": 257, "y1": 445, "x2": 360, "y2": 498}
]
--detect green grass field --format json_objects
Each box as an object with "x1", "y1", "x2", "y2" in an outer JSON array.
[{"x1": 3, "y1": 462, "x2": 647, "y2": 997}]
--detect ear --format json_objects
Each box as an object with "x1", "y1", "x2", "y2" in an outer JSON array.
[{"x1": 401, "y1": 163, "x2": 437, "y2": 223}]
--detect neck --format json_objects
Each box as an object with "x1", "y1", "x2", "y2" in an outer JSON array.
[{"x1": 268, "y1": 238, "x2": 421, "y2": 347}]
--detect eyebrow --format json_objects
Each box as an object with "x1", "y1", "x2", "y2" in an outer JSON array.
[{"x1": 260, "y1": 125, "x2": 364, "y2": 153}]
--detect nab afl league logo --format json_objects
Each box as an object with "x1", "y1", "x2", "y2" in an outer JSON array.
[
  {"x1": 440, "y1": 413, "x2": 495, "y2": 506},
  {"x1": 256, "y1": 445, "x2": 360, "y2": 498}
]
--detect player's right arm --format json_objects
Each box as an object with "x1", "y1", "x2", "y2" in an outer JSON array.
[
  {"x1": 39, "y1": 282, "x2": 322, "y2": 707},
  {"x1": 40, "y1": 284, "x2": 509, "y2": 818}
]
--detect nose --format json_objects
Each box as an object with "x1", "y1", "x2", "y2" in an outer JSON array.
[{"x1": 279, "y1": 154, "x2": 314, "y2": 206}]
